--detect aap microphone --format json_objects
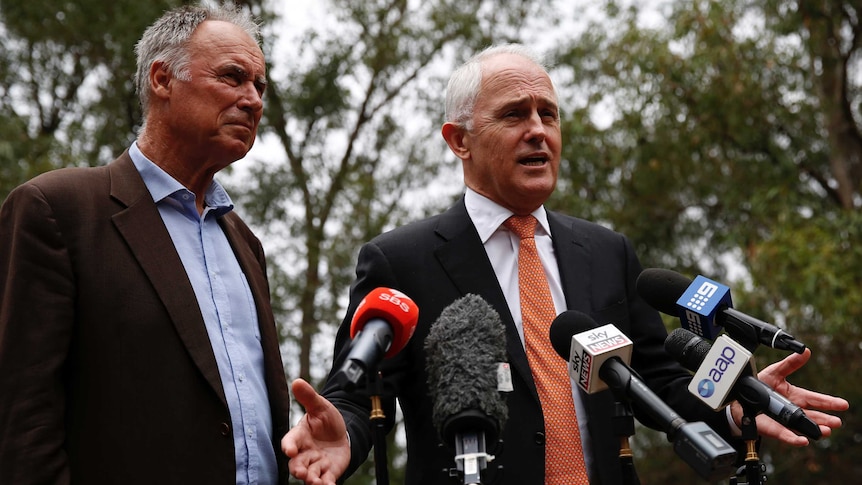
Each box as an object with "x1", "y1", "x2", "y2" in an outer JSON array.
[
  {"x1": 548, "y1": 311, "x2": 737, "y2": 482},
  {"x1": 425, "y1": 294, "x2": 508, "y2": 485},
  {"x1": 332, "y1": 287, "x2": 419, "y2": 390},
  {"x1": 665, "y1": 328, "x2": 821, "y2": 441},
  {"x1": 636, "y1": 268, "x2": 806, "y2": 353}
]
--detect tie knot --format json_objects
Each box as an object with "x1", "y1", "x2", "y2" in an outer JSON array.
[{"x1": 504, "y1": 215, "x2": 538, "y2": 240}]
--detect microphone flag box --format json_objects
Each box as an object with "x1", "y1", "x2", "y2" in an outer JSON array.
[
  {"x1": 676, "y1": 275, "x2": 732, "y2": 340},
  {"x1": 567, "y1": 324, "x2": 633, "y2": 394},
  {"x1": 688, "y1": 335, "x2": 754, "y2": 410}
]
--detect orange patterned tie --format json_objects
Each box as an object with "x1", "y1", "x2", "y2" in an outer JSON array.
[{"x1": 505, "y1": 215, "x2": 590, "y2": 484}]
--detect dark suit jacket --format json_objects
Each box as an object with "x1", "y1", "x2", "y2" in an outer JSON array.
[
  {"x1": 323, "y1": 198, "x2": 733, "y2": 484},
  {"x1": 0, "y1": 153, "x2": 291, "y2": 485}
]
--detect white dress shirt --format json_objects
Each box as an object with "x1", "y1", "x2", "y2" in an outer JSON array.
[{"x1": 463, "y1": 188, "x2": 595, "y2": 474}]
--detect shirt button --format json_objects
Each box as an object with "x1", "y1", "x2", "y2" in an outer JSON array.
[{"x1": 220, "y1": 422, "x2": 231, "y2": 436}]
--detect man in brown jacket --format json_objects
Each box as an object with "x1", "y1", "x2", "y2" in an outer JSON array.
[{"x1": 0, "y1": 3, "x2": 291, "y2": 484}]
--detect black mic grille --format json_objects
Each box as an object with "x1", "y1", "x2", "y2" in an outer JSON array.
[
  {"x1": 664, "y1": 328, "x2": 712, "y2": 371},
  {"x1": 549, "y1": 310, "x2": 596, "y2": 361},
  {"x1": 636, "y1": 268, "x2": 691, "y2": 315}
]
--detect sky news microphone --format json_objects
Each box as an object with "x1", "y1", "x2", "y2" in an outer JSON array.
[
  {"x1": 548, "y1": 310, "x2": 737, "y2": 482},
  {"x1": 636, "y1": 268, "x2": 806, "y2": 353},
  {"x1": 424, "y1": 294, "x2": 509, "y2": 485},
  {"x1": 665, "y1": 328, "x2": 821, "y2": 441},
  {"x1": 332, "y1": 287, "x2": 419, "y2": 390}
]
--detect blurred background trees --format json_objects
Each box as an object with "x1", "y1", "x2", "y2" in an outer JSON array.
[
  {"x1": 1, "y1": 0, "x2": 858, "y2": 483},
  {"x1": 547, "y1": 1, "x2": 861, "y2": 482}
]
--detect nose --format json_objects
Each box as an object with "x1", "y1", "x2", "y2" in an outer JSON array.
[
  {"x1": 524, "y1": 111, "x2": 547, "y2": 143},
  {"x1": 238, "y1": 82, "x2": 264, "y2": 113}
]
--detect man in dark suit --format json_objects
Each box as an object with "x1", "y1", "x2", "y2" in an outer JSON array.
[
  {"x1": 0, "y1": 4, "x2": 292, "y2": 484},
  {"x1": 282, "y1": 44, "x2": 848, "y2": 484}
]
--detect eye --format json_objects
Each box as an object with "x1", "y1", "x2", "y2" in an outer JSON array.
[{"x1": 220, "y1": 71, "x2": 243, "y2": 86}]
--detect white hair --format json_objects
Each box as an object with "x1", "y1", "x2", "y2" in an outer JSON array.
[
  {"x1": 444, "y1": 43, "x2": 554, "y2": 131},
  {"x1": 133, "y1": 2, "x2": 261, "y2": 118}
]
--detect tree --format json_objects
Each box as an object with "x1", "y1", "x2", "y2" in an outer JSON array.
[
  {"x1": 4, "y1": 0, "x2": 856, "y2": 482},
  {"x1": 230, "y1": 1, "x2": 558, "y2": 481},
  {"x1": 549, "y1": 0, "x2": 860, "y2": 482},
  {"x1": 0, "y1": 0, "x2": 190, "y2": 199}
]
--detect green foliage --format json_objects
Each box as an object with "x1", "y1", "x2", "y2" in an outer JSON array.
[
  {"x1": 3, "y1": 0, "x2": 859, "y2": 483},
  {"x1": 233, "y1": 0, "x2": 555, "y2": 384},
  {"x1": 0, "y1": 0, "x2": 185, "y2": 199},
  {"x1": 550, "y1": 0, "x2": 860, "y2": 482}
]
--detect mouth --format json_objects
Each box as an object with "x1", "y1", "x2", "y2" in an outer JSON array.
[
  {"x1": 518, "y1": 153, "x2": 550, "y2": 166},
  {"x1": 230, "y1": 121, "x2": 254, "y2": 130}
]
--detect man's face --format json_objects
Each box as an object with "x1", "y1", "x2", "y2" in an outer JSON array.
[
  {"x1": 459, "y1": 53, "x2": 561, "y2": 215},
  {"x1": 168, "y1": 20, "x2": 266, "y2": 168}
]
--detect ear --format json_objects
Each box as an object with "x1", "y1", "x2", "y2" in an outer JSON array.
[
  {"x1": 441, "y1": 122, "x2": 470, "y2": 161},
  {"x1": 149, "y1": 60, "x2": 173, "y2": 100}
]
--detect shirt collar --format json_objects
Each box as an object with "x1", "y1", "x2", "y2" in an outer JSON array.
[
  {"x1": 464, "y1": 187, "x2": 551, "y2": 243},
  {"x1": 129, "y1": 141, "x2": 234, "y2": 216}
]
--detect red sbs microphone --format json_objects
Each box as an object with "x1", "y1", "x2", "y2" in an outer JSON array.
[
  {"x1": 336, "y1": 288, "x2": 419, "y2": 389},
  {"x1": 350, "y1": 287, "x2": 419, "y2": 358}
]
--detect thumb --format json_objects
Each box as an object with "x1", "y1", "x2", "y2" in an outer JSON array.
[{"x1": 291, "y1": 378, "x2": 329, "y2": 414}]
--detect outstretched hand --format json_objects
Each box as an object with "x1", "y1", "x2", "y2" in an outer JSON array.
[
  {"x1": 732, "y1": 348, "x2": 849, "y2": 446},
  {"x1": 282, "y1": 379, "x2": 351, "y2": 485}
]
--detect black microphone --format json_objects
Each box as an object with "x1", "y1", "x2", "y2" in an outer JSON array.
[
  {"x1": 637, "y1": 268, "x2": 806, "y2": 353},
  {"x1": 425, "y1": 294, "x2": 508, "y2": 485},
  {"x1": 549, "y1": 310, "x2": 737, "y2": 482},
  {"x1": 665, "y1": 328, "x2": 821, "y2": 441}
]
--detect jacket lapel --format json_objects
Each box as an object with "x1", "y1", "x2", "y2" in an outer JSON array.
[
  {"x1": 432, "y1": 200, "x2": 538, "y2": 403},
  {"x1": 548, "y1": 211, "x2": 593, "y2": 315},
  {"x1": 108, "y1": 153, "x2": 228, "y2": 406}
]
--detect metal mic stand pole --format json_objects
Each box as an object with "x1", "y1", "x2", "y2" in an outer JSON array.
[
  {"x1": 735, "y1": 403, "x2": 765, "y2": 485},
  {"x1": 369, "y1": 370, "x2": 390, "y2": 485},
  {"x1": 611, "y1": 395, "x2": 639, "y2": 485}
]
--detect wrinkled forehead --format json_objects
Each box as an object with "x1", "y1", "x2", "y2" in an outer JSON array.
[
  {"x1": 189, "y1": 20, "x2": 265, "y2": 71},
  {"x1": 478, "y1": 53, "x2": 557, "y2": 105}
]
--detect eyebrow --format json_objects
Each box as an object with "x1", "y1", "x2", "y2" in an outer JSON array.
[
  {"x1": 223, "y1": 63, "x2": 267, "y2": 89},
  {"x1": 497, "y1": 95, "x2": 559, "y2": 114}
]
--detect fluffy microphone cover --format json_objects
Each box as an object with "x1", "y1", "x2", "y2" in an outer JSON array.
[{"x1": 424, "y1": 293, "x2": 508, "y2": 442}]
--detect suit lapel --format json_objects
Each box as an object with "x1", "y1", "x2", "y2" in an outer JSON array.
[
  {"x1": 548, "y1": 211, "x2": 593, "y2": 316},
  {"x1": 108, "y1": 154, "x2": 228, "y2": 406},
  {"x1": 548, "y1": 212, "x2": 619, "y2": 464},
  {"x1": 432, "y1": 201, "x2": 538, "y2": 402}
]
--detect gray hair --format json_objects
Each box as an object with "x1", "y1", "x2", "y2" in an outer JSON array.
[
  {"x1": 444, "y1": 43, "x2": 553, "y2": 131},
  {"x1": 134, "y1": 1, "x2": 261, "y2": 117}
]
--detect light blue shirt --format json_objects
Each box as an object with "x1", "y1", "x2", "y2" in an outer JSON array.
[{"x1": 130, "y1": 142, "x2": 277, "y2": 485}]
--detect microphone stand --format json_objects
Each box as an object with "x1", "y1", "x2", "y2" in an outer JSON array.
[
  {"x1": 611, "y1": 398, "x2": 639, "y2": 485},
  {"x1": 730, "y1": 403, "x2": 766, "y2": 485},
  {"x1": 369, "y1": 370, "x2": 390, "y2": 485}
]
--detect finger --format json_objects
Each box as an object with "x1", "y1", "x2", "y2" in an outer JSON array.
[
  {"x1": 757, "y1": 416, "x2": 811, "y2": 446},
  {"x1": 801, "y1": 408, "x2": 844, "y2": 428},
  {"x1": 799, "y1": 393, "x2": 850, "y2": 412},
  {"x1": 304, "y1": 458, "x2": 326, "y2": 485},
  {"x1": 777, "y1": 385, "x2": 850, "y2": 412},
  {"x1": 761, "y1": 348, "x2": 811, "y2": 379},
  {"x1": 288, "y1": 460, "x2": 308, "y2": 480},
  {"x1": 281, "y1": 422, "x2": 309, "y2": 456}
]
